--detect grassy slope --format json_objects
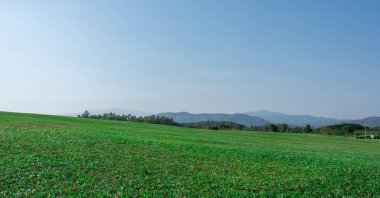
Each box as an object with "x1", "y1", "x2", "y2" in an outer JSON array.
[{"x1": 0, "y1": 112, "x2": 379, "y2": 197}]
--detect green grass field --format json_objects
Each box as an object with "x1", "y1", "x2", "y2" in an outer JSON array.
[{"x1": 0, "y1": 112, "x2": 379, "y2": 197}]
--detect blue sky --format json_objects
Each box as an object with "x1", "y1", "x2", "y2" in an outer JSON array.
[{"x1": 0, "y1": 0, "x2": 379, "y2": 119}]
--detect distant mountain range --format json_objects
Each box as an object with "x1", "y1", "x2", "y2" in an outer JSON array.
[
  {"x1": 159, "y1": 110, "x2": 380, "y2": 128},
  {"x1": 245, "y1": 110, "x2": 380, "y2": 127},
  {"x1": 350, "y1": 117, "x2": 380, "y2": 128},
  {"x1": 245, "y1": 110, "x2": 345, "y2": 127},
  {"x1": 158, "y1": 112, "x2": 269, "y2": 127},
  {"x1": 63, "y1": 109, "x2": 380, "y2": 128}
]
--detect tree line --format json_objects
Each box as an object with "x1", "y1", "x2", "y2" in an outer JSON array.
[
  {"x1": 315, "y1": 124, "x2": 379, "y2": 137},
  {"x1": 184, "y1": 121, "x2": 246, "y2": 131},
  {"x1": 190, "y1": 122, "x2": 314, "y2": 133},
  {"x1": 78, "y1": 110, "x2": 179, "y2": 126},
  {"x1": 247, "y1": 124, "x2": 313, "y2": 133}
]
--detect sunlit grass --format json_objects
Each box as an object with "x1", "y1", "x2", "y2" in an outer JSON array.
[{"x1": 0, "y1": 112, "x2": 379, "y2": 197}]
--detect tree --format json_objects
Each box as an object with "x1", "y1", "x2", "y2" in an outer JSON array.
[
  {"x1": 304, "y1": 124, "x2": 313, "y2": 133},
  {"x1": 269, "y1": 124, "x2": 278, "y2": 132},
  {"x1": 80, "y1": 110, "x2": 90, "y2": 118},
  {"x1": 291, "y1": 126, "x2": 303, "y2": 133},
  {"x1": 279, "y1": 123, "x2": 288, "y2": 132}
]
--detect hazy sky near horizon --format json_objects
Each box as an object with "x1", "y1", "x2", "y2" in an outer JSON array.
[{"x1": 1, "y1": 0, "x2": 379, "y2": 119}]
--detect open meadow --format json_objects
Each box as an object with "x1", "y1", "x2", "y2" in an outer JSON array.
[{"x1": 0, "y1": 112, "x2": 379, "y2": 197}]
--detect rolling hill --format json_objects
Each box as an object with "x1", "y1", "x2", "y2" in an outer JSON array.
[
  {"x1": 349, "y1": 116, "x2": 380, "y2": 127},
  {"x1": 0, "y1": 111, "x2": 379, "y2": 196}
]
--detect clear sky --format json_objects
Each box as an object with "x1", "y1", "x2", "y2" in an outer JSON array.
[{"x1": 1, "y1": 0, "x2": 379, "y2": 119}]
